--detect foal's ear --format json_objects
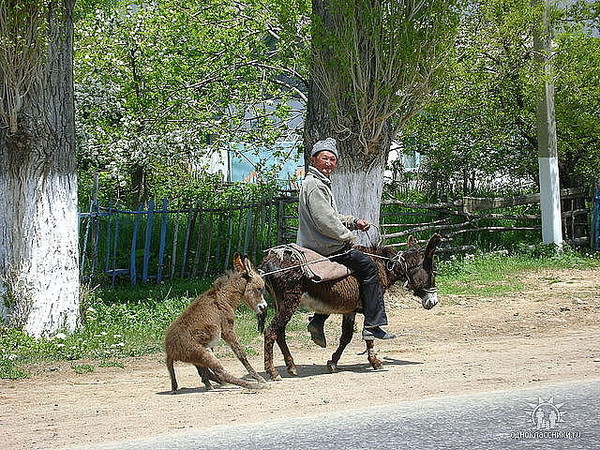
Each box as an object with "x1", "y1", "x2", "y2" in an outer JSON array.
[
  {"x1": 242, "y1": 255, "x2": 255, "y2": 275},
  {"x1": 233, "y1": 253, "x2": 245, "y2": 272},
  {"x1": 407, "y1": 235, "x2": 418, "y2": 248}
]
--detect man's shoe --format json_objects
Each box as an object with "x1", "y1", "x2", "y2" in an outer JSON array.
[
  {"x1": 307, "y1": 316, "x2": 327, "y2": 348},
  {"x1": 362, "y1": 326, "x2": 396, "y2": 341}
]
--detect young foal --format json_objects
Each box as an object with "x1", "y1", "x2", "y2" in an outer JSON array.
[{"x1": 164, "y1": 253, "x2": 268, "y2": 392}]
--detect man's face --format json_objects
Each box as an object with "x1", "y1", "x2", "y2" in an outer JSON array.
[{"x1": 311, "y1": 150, "x2": 337, "y2": 177}]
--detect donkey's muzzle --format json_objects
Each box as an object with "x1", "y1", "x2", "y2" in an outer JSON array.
[
  {"x1": 257, "y1": 306, "x2": 268, "y2": 333},
  {"x1": 420, "y1": 289, "x2": 438, "y2": 310}
]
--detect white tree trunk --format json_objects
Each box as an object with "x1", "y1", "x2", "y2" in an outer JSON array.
[
  {"x1": 0, "y1": 0, "x2": 79, "y2": 337},
  {"x1": 332, "y1": 151, "x2": 387, "y2": 246},
  {"x1": 0, "y1": 171, "x2": 79, "y2": 336}
]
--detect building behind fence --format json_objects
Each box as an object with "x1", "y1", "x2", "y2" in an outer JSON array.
[{"x1": 79, "y1": 188, "x2": 597, "y2": 285}]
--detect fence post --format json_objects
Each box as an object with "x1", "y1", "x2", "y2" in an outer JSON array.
[
  {"x1": 130, "y1": 204, "x2": 142, "y2": 285},
  {"x1": 180, "y1": 208, "x2": 198, "y2": 278},
  {"x1": 593, "y1": 189, "x2": 600, "y2": 250},
  {"x1": 277, "y1": 196, "x2": 284, "y2": 245},
  {"x1": 243, "y1": 207, "x2": 252, "y2": 254},
  {"x1": 142, "y1": 199, "x2": 155, "y2": 283},
  {"x1": 157, "y1": 199, "x2": 168, "y2": 282},
  {"x1": 111, "y1": 214, "x2": 121, "y2": 287},
  {"x1": 170, "y1": 219, "x2": 179, "y2": 279}
]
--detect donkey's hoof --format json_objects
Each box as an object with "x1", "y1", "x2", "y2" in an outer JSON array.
[
  {"x1": 370, "y1": 361, "x2": 384, "y2": 370},
  {"x1": 268, "y1": 373, "x2": 283, "y2": 381},
  {"x1": 253, "y1": 374, "x2": 267, "y2": 384},
  {"x1": 287, "y1": 367, "x2": 298, "y2": 376},
  {"x1": 327, "y1": 361, "x2": 339, "y2": 373}
]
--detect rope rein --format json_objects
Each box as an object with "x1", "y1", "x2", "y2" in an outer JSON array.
[
  {"x1": 259, "y1": 225, "x2": 382, "y2": 278},
  {"x1": 259, "y1": 245, "x2": 422, "y2": 286},
  {"x1": 259, "y1": 226, "x2": 436, "y2": 302}
]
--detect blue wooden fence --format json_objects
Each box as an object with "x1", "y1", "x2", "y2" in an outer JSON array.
[{"x1": 78, "y1": 195, "x2": 293, "y2": 286}]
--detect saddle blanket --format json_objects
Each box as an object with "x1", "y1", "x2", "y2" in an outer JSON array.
[{"x1": 268, "y1": 243, "x2": 353, "y2": 283}]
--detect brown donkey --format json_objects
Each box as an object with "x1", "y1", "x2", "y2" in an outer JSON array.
[
  {"x1": 259, "y1": 234, "x2": 442, "y2": 381},
  {"x1": 164, "y1": 253, "x2": 268, "y2": 392}
]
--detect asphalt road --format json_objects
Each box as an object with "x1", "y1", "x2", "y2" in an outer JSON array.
[{"x1": 73, "y1": 379, "x2": 599, "y2": 450}]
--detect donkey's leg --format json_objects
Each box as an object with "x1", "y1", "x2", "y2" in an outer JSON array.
[
  {"x1": 166, "y1": 355, "x2": 178, "y2": 393},
  {"x1": 327, "y1": 312, "x2": 356, "y2": 373},
  {"x1": 276, "y1": 331, "x2": 296, "y2": 376},
  {"x1": 264, "y1": 289, "x2": 302, "y2": 381},
  {"x1": 365, "y1": 339, "x2": 383, "y2": 370},
  {"x1": 222, "y1": 327, "x2": 266, "y2": 384},
  {"x1": 198, "y1": 348, "x2": 265, "y2": 390},
  {"x1": 195, "y1": 366, "x2": 216, "y2": 390}
]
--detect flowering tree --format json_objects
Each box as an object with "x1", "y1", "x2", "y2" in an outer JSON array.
[{"x1": 75, "y1": 0, "x2": 305, "y2": 206}]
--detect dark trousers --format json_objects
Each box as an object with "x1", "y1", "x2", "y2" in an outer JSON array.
[{"x1": 312, "y1": 248, "x2": 388, "y2": 328}]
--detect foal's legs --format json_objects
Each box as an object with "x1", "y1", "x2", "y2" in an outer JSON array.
[
  {"x1": 192, "y1": 348, "x2": 264, "y2": 390},
  {"x1": 327, "y1": 312, "x2": 356, "y2": 373},
  {"x1": 222, "y1": 326, "x2": 266, "y2": 384},
  {"x1": 195, "y1": 366, "x2": 219, "y2": 390},
  {"x1": 166, "y1": 355, "x2": 178, "y2": 392}
]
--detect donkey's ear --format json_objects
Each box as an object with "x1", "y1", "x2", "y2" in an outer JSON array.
[
  {"x1": 425, "y1": 233, "x2": 442, "y2": 259},
  {"x1": 233, "y1": 253, "x2": 245, "y2": 272},
  {"x1": 242, "y1": 255, "x2": 255, "y2": 274},
  {"x1": 407, "y1": 235, "x2": 418, "y2": 248}
]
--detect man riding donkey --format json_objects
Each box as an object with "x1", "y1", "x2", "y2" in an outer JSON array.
[{"x1": 298, "y1": 137, "x2": 396, "y2": 347}]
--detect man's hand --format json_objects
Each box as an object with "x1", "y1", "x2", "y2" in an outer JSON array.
[{"x1": 355, "y1": 219, "x2": 371, "y2": 231}]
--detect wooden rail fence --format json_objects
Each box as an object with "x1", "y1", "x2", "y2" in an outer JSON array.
[{"x1": 79, "y1": 188, "x2": 596, "y2": 285}]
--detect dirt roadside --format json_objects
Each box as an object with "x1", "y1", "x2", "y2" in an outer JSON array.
[{"x1": 1, "y1": 267, "x2": 599, "y2": 450}]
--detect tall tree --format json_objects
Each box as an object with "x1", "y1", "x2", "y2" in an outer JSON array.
[
  {"x1": 399, "y1": 0, "x2": 600, "y2": 197},
  {"x1": 0, "y1": 0, "x2": 79, "y2": 336},
  {"x1": 305, "y1": 0, "x2": 459, "y2": 238}
]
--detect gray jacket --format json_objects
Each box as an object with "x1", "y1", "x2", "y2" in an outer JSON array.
[{"x1": 296, "y1": 167, "x2": 358, "y2": 256}]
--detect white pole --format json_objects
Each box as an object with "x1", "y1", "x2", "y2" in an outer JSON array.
[{"x1": 534, "y1": 0, "x2": 563, "y2": 247}]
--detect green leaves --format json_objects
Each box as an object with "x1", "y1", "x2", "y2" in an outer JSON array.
[
  {"x1": 311, "y1": 0, "x2": 460, "y2": 153},
  {"x1": 401, "y1": 0, "x2": 600, "y2": 196},
  {"x1": 74, "y1": 0, "x2": 306, "y2": 206}
]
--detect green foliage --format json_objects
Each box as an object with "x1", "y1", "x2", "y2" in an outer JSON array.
[
  {"x1": 399, "y1": 0, "x2": 600, "y2": 197},
  {"x1": 74, "y1": 0, "x2": 304, "y2": 207}
]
